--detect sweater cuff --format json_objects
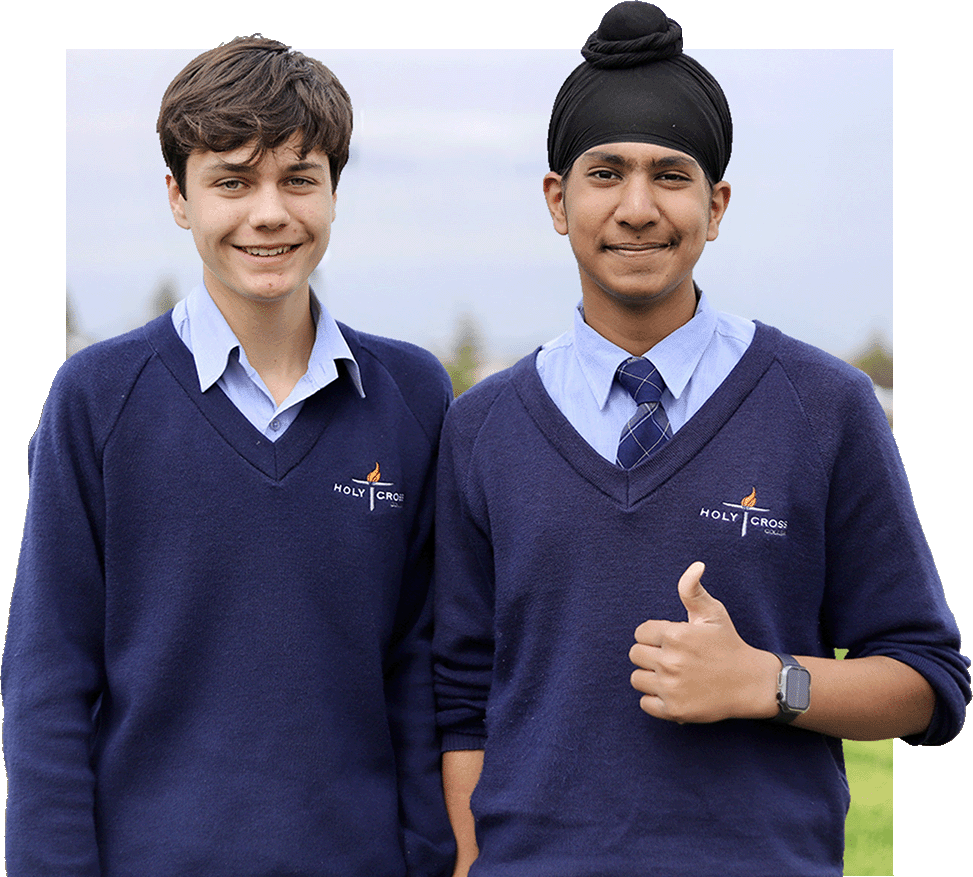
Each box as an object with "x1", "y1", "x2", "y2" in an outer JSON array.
[{"x1": 441, "y1": 731, "x2": 487, "y2": 753}]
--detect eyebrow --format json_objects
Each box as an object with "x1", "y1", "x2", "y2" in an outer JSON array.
[
  {"x1": 202, "y1": 159, "x2": 326, "y2": 175},
  {"x1": 582, "y1": 150, "x2": 700, "y2": 172}
]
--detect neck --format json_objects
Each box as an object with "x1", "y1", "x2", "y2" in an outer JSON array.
[
  {"x1": 206, "y1": 283, "x2": 316, "y2": 406},
  {"x1": 582, "y1": 282, "x2": 698, "y2": 356}
]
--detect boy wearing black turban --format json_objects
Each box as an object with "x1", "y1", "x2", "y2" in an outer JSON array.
[{"x1": 433, "y1": 3, "x2": 969, "y2": 875}]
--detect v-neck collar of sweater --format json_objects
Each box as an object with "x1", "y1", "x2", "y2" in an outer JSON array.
[
  {"x1": 511, "y1": 321, "x2": 782, "y2": 507},
  {"x1": 143, "y1": 312, "x2": 360, "y2": 482}
]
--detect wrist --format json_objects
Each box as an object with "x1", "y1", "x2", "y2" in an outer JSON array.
[
  {"x1": 739, "y1": 647, "x2": 781, "y2": 720},
  {"x1": 770, "y1": 653, "x2": 812, "y2": 724}
]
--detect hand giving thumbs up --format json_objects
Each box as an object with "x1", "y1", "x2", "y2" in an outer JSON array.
[{"x1": 629, "y1": 562, "x2": 779, "y2": 724}]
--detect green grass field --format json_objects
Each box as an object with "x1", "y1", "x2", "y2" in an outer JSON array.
[
  {"x1": 842, "y1": 732, "x2": 893, "y2": 876},
  {"x1": 844, "y1": 740, "x2": 892, "y2": 877},
  {"x1": 833, "y1": 649, "x2": 893, "y2": 876}
]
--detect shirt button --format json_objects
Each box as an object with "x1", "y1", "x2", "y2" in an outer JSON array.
[{"x1": 270, "y1": 418, "x2": 281, "y2": 431}]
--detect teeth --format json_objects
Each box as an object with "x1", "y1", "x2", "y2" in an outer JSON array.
[{"x1": 240, "y1": 245, "x2": 293, "y2": 256}]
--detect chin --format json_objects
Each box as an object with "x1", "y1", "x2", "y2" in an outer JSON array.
[
  {"x1": 240, "y1": 282, "x2": 306, "y2": 303},
  {"x1": 607, "y1": 288, "x2": 674, "y2": 309}
]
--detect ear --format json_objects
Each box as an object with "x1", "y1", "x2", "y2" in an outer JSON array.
[
  {"x1": 706, "y1": 181, "x2": 731, "y2": 242},
  {"x1": 166, "y1": 174, "x2": 191, "y2": 230},
  {"x1": 543, "y1": 172, "x2": 569, "y2": 236}
]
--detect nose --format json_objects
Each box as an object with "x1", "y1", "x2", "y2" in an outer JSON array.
[
  {"x1": 248, "y1": 184, "x2": 290, "y2": 230},
  {"x1": 614, "y1": 178, "x2": 661, "y2": 230}
]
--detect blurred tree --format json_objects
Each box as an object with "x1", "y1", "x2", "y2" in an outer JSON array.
[
  {"x1": 850, "y1": 332, "x2": 892, "y2": 389},
  {"x1": 442, "y1": 314, "x2": 484, "y2": 398},
  {"x1": 66, "y1": 292, "x2": 78, "y2": 340},
  {"x1": 66, "y1": 290, "x2": 95, "y2": 358},
  {"x1": 849, "y1": 331, "x2": 893, "y2": 427},
  {"x1": 150, "y1": 277, "x2": 180, "y2": 319}
]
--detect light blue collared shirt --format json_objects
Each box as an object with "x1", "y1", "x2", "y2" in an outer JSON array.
[
  {"x1": 172, "y1": 285, "x2": 364, "y2": 441},
  {"x1": 535, "y1": 292, "x2": 755, "y2": 462}
]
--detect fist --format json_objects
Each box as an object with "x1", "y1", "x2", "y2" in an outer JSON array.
[{"x1": 629, "y1": 562, "x2": 778, "y2": 724}]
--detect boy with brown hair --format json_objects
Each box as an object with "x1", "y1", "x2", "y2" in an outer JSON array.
[{"x1": 3, "y1": 36, "x2": 453, "y2": 876}]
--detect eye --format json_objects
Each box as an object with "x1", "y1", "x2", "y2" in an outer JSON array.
[
  {"x1": 657, "y1": 170, "x2": 694, "y2": 184},
  {"x1": 216, "y1": 179, "x2": 246, "y2": 191}
]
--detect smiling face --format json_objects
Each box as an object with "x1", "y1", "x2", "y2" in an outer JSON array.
[
  {"x1": 544, "y1": 141, "x2": 730, "y2": 324},
  {"x1": 167, "y1": 133, "x2": 337, "y2": 316}
]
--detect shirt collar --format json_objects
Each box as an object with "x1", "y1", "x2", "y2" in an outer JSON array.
[
  {"x1": 572, "y1": 288, "x2": 718, "y2": 410},
  {"x1": 183, "y1": 285, "x2": 364, "y2": 399},
  {"x1": 306, "y1": 301, "x2": 365, "y2": 399}
]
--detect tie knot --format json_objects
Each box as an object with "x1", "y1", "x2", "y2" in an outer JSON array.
[{"x1": 616, "y1": 356, "x2": 666, "y2": 406}]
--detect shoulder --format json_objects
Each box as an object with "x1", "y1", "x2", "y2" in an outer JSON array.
[
  {"x1": 339, "y1": 323, "x2": 453, "y2": 440},
  {"x1": 755, "y1": 323, "x2": 890, "y2": 460},
  {"x1": 764, "y1": 325, "x2": 877, "y2": 405},
  {"x1": 60, "y1": 319, "x2": 159, "y2": 378},
  {"x1": 47, "y1": 318, "x2": 164, "y2": 424},
  {"x1": 440, "y1": 356, "x2": 535, "y2": 459},
  {"x1": 350, "y1": 326, "x2": 451, "y2": 388},
  {"x1": 35, "y1": 315, "x2": 169, "y2": 458},
  {"x1": 447, "y1": 358, "x2": 524, "y2": 424}
]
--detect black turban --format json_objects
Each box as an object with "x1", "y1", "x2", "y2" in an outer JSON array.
[{"x1": 547, "y1": 1, "x2": 732, "y2": 183}]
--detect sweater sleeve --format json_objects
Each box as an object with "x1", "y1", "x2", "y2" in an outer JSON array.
[
  {"x1": 432, "y1": 389, "x2": 500, "y2": 753},
  {"x1": 381, "y1": 359, "x2": 456, "y2": 877},
  {"x1": 813, "y1": 364, "x2": 970, "y2": 745},
  {"x1": 2, "y1": 358, "x2": 112, "y2": 876}
]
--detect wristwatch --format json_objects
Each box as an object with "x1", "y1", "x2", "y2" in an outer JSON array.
[{"x1": 771, "y1": 653, "x2": 811, "y2": 724}]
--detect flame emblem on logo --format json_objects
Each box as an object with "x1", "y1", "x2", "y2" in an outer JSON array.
[
  {"x1": 351, "y1": 461, "x2": 394, "y2": 511},
  {"x1": 722, "y1": 487, "x2": 769, "y2": 537}
]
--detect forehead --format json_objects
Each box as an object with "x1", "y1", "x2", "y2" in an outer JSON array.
[
  {"x1": 575, "y1": 141, "x2": 702, "y2": 172},
  {"x1": 188, "y1": 134, "x2": 330, "y2": 176}
]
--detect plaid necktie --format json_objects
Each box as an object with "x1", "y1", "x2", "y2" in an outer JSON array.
[{"x1": 615, "y1": 356, "x2": 672, "y2": 468}]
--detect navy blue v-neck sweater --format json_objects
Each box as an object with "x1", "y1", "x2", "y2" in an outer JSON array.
[
  {"x1": 434, "y1": 322, "x2": 969, "y2": 877},
  {"x1": 3, "y1": 313, "x2": 455, "y2": 876}
]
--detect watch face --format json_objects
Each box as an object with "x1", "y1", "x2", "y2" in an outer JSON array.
[{"x1": 784, "y1": 666, "x2": 811, "y2": 712}]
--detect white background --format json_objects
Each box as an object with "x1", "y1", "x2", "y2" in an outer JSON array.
[{"x1": 2, "y1": 2, "x2": 970, "y2": 875}]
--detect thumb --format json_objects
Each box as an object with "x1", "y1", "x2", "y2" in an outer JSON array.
[{"x1": 678, "y1": 561, "x2": 722, "y2": 622}]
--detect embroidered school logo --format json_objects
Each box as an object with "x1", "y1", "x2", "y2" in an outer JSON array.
[
  {"x1": 698, "y1": 487, "x2": 787, "y2": 538},
  {"x1": 334, "y1": 462, "x2": 405, "y2": 511}
]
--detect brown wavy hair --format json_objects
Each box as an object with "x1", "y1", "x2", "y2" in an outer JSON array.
[{"x1": 157, "y1": 36, "x2": 353, "y2": 196}]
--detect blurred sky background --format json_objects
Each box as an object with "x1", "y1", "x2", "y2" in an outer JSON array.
[
  {"x1": 2, "y1": 3, "x2": 972, "y2": 874},
  {"x1": 67, "y1": 47, "x2": 891, "y2": 364}
]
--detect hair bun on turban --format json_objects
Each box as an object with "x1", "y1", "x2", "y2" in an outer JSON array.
[
  {"x1": 548, "y1": 0, "x2": 731, "y2": 181},
  {"x1": 581, "y1": 1, "x2": 683, "y2": 69}
]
